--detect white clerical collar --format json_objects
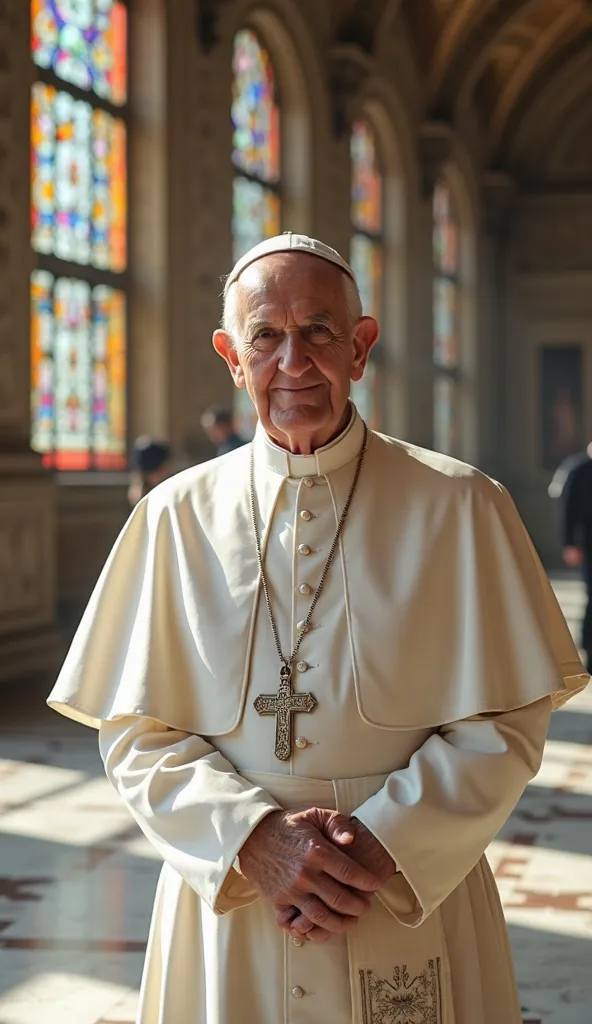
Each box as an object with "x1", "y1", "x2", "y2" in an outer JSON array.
[{"x1": 254, "y1": 403, "x2": 366, "y2": 479}]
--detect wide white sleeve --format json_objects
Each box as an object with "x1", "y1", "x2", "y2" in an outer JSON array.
[
  {"x1": 99, "y1": 715, "x2": 281, "y2": 915},
  {"x1": 353, "y1": 696, "x2": 551, "y2": 927}
]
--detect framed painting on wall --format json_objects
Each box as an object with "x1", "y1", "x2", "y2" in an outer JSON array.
[{"x1": 540, "y1": 344, "x2": 584, "y2": 471}]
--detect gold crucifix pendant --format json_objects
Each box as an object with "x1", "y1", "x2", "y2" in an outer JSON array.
[{"x1": 254, "y1": 665, "x2": 317, "y2": 761}]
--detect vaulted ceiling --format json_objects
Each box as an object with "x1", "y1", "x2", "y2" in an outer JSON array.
[{"x1": 398, "y1": 0, "x2": 592, "y2": 174}]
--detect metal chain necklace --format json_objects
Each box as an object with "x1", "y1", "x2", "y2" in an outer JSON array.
[{"x1": 250, "y1": 424, "x2": 368, "y2": 760}]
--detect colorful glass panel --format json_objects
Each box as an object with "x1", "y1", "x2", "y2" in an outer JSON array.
[
  {"x1": 92, "y1": 108, "x2": 127, "y2": 270},
  {"x1": 434, "y1": 375, "x2": 459, "y2": 457},
  {"x1": 31, "y1": 83, "x2": 127, "y2": 271},
  {"x1": 232, "y1": 176, "x2": 280, "y2": 262},
  {"x1": 433, "y1": 277, "x2": 458, "y2": 368},
  {"x1": 31, "y1": 269, "x2": 56, "y2": 454},
  {"x1": 231, "y1": 29, "x2": 279, "y2": 185},
  {"x1": 30, "y1": 272, "x2": 126, "y2": 469},
  {"x1": 433, "y1": 181, "x2": 458, "y2": 275},
  {"x1": 92, "y1": 284, "x2": 126, "y2": 467},
  {"x1": 350, "y1": 233, "x2": 382, "y2": 320},
  {"x1": 31, "y1": 82, "x2": 58, "y2": 256},
  {"x1": 351, "y1": 122, "x2": 382, "y2": 235},
  {"x1": 53, "y1": 276, "x2": 92, "y2": 468},
  {"x1": 31, "y1": 0, "x2": 127, "y2": 105}
]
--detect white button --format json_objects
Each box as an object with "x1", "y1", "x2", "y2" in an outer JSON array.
[
  {"x1": 292, "y1": 986, "x2": 304, "y2": 998},
  {"x1": 302, "y1": 477, "x2": 314, "y2": 488},
  {"x1": 298, "y1": 544, "x2": 311, "y2": 556},
  {"x1": 299, "y1": 583, "x2": 312, "y2": 596},
  {"x1": 296, "y1": 661, "x2": 308, "y2": 673},
  {"x1": 291, "y1": 936, "x2": 304, "y2": 946},
  {"x1": 300, "y1": 510, "x2": 312, "y2": 521},
  {"x1": 297, "y1": 620, "x2": 310, "y2": 633},
  {"x1": 295, "y1": 736, "x2": 308, "y2": 749}
]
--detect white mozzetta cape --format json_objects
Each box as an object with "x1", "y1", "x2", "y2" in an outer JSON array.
[
  {"x1": 50, "y1": 415, "x2": 585, "y2": 734},
  {"x1": 48, "y1": 410, "x2": 587, "y2": 1024}
]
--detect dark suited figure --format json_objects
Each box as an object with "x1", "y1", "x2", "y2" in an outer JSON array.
[
  {"x1": 128, "y1": 437, "x2": 172, "y2": 508},
  {"x1": 550, "y1": 444, "x2": 592, "y2": 669},
  {"x1": 201, "y1": 407, "x2": 245, "y2": 457}
]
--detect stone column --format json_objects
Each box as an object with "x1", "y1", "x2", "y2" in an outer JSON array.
[
  {"x1": 0, "y1": 1, "x2": 60, "y2": 683},
  {"x1": 408, "y1": 122, "x2": 454, "y2": 450},
  {"x1": 481, "y1": 171, "x2": 516, "y2": 477}
]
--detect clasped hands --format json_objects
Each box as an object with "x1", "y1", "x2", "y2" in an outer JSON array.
[{"x1": 238, "y1": 806, "x2": 396, "y2": 943}]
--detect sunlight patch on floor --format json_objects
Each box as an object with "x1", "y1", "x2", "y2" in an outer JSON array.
[{"x1": 0, "y1": 972, "x2": 138, "y2": 1024}]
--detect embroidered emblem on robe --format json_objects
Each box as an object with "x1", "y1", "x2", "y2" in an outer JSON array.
[{"x1": 359, "y1": 959, "x2": 443, "y2": 1024}]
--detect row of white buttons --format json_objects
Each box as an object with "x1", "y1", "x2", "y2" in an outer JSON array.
[{"x1": 296, "y1": 492, "x2": 314, "y2": 758}]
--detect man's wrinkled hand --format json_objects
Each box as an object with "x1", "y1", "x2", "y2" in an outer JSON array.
[
  {"x1": 277, "y1": 811, "x2": 397, "y2": 941},
  {"x1": 239, "y1": 807, "x2": 381, "y2": 941}
]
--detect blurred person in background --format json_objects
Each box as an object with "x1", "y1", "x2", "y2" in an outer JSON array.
[
  {"x1": 549, "y1": 442, "x2": 592, "y2": 669},
  {"x1": 128, "y1": 436, "x2": 172, "y2": 508},
  {"x1": 201, "y1": 406, "x2": 245, "y2": 456}
]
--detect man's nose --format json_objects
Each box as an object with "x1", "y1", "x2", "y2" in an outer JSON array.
[{"x1": 277, "y1": 331, "x2": 312, "y2": 377}]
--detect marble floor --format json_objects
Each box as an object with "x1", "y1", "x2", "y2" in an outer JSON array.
[{"x1": 0, "y1": 579, "x2": 591, "y2": 1024}]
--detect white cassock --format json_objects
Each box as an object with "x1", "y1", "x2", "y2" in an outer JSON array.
[{"x1": 48, "y1": 407, "x2": 588, "y2": 1024}]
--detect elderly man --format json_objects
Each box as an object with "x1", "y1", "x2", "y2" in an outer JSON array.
[{"x1": 49, "y1": 233, "x2": 587, "y2": 1024}]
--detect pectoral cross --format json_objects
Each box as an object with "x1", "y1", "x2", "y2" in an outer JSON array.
[{"x1": 254, "y1": 665, "x2": 317, "y2": 761}]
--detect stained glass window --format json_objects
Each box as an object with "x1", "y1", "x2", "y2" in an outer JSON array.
[
  {"x1": 232, "y1": 177, "x2": 280, "y2": 265},
  {"x1": 232, "y1": 29, "x2": 279, "y2": 184},
  {"x1": 231, "y1": 29, "x2": 281, "y2": 435},
  {"x1": 351, "y1": 122, "x2": 382, "y2": 236},
  {"x1": 31, "y1": 83, "x2": 127, "y2": 271},
  {"x1": 434, "y1": 376, "x2": 458, "y2": 459},
  {"x1": 231, "y1": 29, "x2": 280, "y2": 265},
  {"x1": 433, "y1": 180, "x2": 460, "y2": 456},
  {"x1": 32, "y1": 0, "x2": 127, "y2": 106},
  {"x1": 31, "y1": 1, "x2": 128, "y2": 469},
  {"x1": 350, "y1": 234, "x2": 382, "y2": 323},
  {"x1": 31, "y1": 270, "x2": 126, "y2": 469},
  {"x1": 350, "y1": 122, "x2": 383, "y2": 428}
]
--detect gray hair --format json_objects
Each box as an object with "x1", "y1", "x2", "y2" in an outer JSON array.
[{"x1": 221, "y1": 271, "x2": 363, "y2": 344}]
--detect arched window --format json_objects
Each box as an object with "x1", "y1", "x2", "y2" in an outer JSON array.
[
  {"x1": 30, "y1": 0, "x2": 128, "y2": 470},
  {"x1": 350, "y1": 121, "x2": 383, "y2": 428},
  {"x1": 433, "y1": 179, "x2": 460, "y2": 456},
  {"x1": 231, "y1": 29, "x2": 280, "y2": 262},
  {"x1": 231, "y1": 28, "x2": 280, "y2": 437}
]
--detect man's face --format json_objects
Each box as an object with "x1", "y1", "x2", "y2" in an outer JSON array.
[{"x1": 213, "y1": 253, "x2": 378, "y2": 453}]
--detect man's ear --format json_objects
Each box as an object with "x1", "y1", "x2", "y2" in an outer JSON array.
[
  {"x1": 351, "y1": 317, "x2": 379, "y2": 382},
  {"x1": 212, "y1": 330, "x2": 246, "y2": 389}
]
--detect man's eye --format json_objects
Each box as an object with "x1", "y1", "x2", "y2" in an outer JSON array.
[
  {"x1": 309, "y1": 324, "x2": 331, "y2": 337},
  {"x1": 251, "y1": 330, "x2": 279, "y2": 350}
]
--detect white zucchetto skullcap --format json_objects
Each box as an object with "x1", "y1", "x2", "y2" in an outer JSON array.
[{"x1": 223, "y1": 232, "x2": 356, "y2": 296}]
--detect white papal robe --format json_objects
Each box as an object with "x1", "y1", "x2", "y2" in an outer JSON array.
[{"x1": 48, "y1": 408, "x2": 588, "y2": 1024}]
